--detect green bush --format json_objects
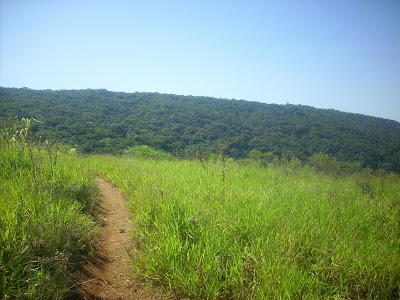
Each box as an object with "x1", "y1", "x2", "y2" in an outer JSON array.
[
  {"x1": 308, "y1": 152, "x2": 340, "y2": 175},
  {"x1": 122, "y1": 145, "x2": 174, "y2": 159}
]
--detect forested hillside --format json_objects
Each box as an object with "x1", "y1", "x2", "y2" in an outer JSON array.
[{"x1": 1, "y1": 87, "x2": 399, "y2": 171}]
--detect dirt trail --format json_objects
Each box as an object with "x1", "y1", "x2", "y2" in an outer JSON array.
[{"x1": 77, "y1": 176, "x2": 168, "y2": 300}]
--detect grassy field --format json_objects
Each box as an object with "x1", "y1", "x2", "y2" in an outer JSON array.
[
  {"x1": 0, "y1": 118, "x2": 99, "y2": 299},
  {"x1": 85, "y1": 155, "x2": 400, "y2": 299},
  {"x1": 2, "y1": 116, "x2": 399, "y2": 299}
]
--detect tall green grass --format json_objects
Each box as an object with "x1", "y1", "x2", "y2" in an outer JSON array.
[
  {"x1": 0, "y1": 117, "x2": 99, "y2": 299},
  {"x1": 86, "y1": 155, "x2": 400, "y2": 299}
]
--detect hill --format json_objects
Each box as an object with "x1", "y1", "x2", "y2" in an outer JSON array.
[{"x1": 1, "y1": 87, "x2": 399, "y2": 171}]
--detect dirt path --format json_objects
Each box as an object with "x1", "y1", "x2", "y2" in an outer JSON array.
[{"x1": 77, "y1": 176, "x2": 168, "y2": 300}]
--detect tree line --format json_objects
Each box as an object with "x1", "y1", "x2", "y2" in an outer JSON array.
[{"x1": 1, "y1": 87, "x2": 399, "y2": 171}]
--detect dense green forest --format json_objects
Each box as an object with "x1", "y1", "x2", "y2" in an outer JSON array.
[{"x1": 1, "y1": 87, "x2": 399, "y2": 171}]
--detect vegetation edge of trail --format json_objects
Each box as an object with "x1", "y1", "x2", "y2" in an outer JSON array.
[{"x1": 0, "y1": 117, "x2": 100, "y2": 299}]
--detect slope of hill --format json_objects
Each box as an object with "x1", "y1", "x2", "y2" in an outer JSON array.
[{"x1": 1, "y1": 87, "x2": 399, "y2": 171}]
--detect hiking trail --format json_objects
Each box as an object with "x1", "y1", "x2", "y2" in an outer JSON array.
[{"x1": 77, "y1": 176, "x2": 168, "y2": 300}]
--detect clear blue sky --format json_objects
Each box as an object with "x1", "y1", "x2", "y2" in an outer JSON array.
[{"x1": 1, "y1": 0, "x2": 399, "y2": 121}]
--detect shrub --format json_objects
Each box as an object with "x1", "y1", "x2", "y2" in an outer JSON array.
[
  {"x1": 122, "y1": 145, "x2": 174, "y2": 159},
  {"x1": 308, "y1": 152, "x2": 340, "y2": 175}
]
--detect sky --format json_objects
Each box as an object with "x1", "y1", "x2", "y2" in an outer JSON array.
[{"x1": 1, "y1": 0, "x2": 399, "y2": 122}]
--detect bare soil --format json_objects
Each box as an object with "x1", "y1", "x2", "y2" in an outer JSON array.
[{"x1": 75, "y1": 176, "x2": 169, "y2": 300}]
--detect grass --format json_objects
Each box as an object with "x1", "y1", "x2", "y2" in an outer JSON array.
[
  {"x1": 2, "y1": 116, "x2": 399, "y2": 299},
  {"x1": 0, "y1": 118, "x2": 99, "y2": 299},
  {"x1": 85, "y1": 155, "x2": 400, "y2": 299}
]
